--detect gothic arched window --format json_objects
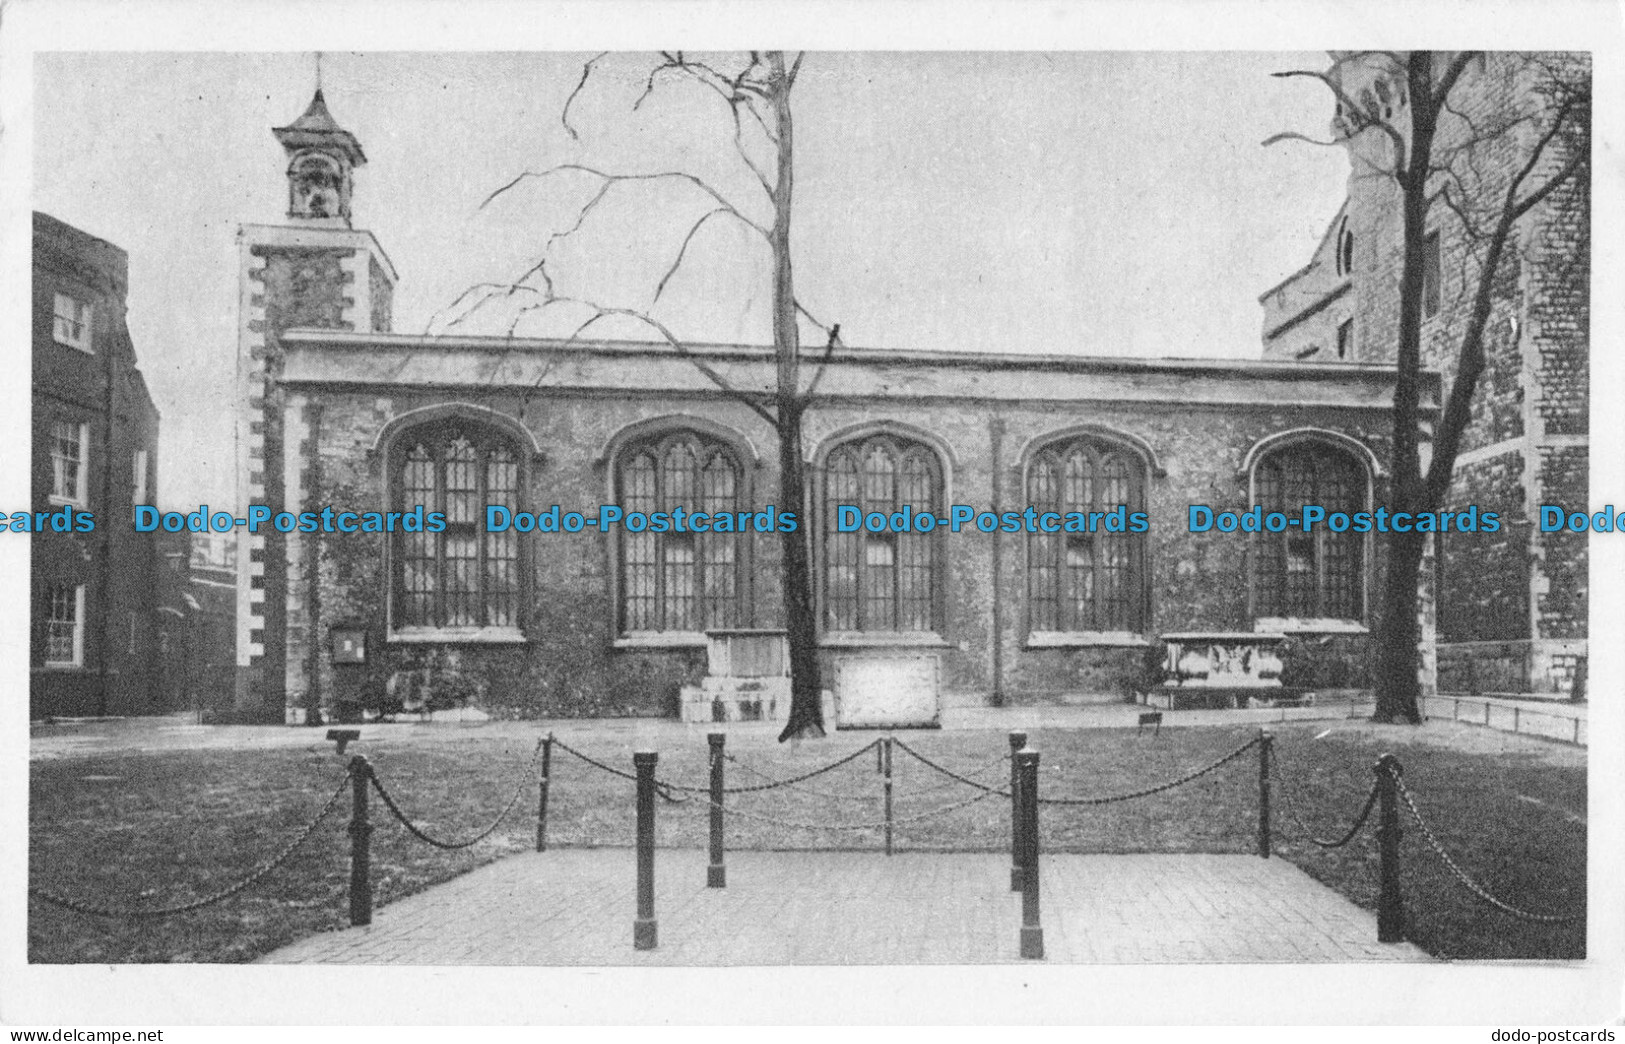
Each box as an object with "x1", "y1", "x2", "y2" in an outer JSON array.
[
  {"x1": 823, "y1": 434, "x2": 943, "y2": 632},
  {"x1": 392, "y1": 422, "x2": 522, "y2": 631},
  {"x1": 1253, "y1": 442, "x2": 1365, "y2": 620},
  {"x1": 617, "y1": 431, "x2": 744, "y2": 633},
  {"x1": 1027, "y1": 437, "x2": 1147, "y2": 633}
]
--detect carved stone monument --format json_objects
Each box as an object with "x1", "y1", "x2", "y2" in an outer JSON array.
[
  {"x1": 1147, "y1": 631, "x2": 1304, "y2": 710},
  {"x1": 678, "y1": 629, "x2": 836, "y2": 725}
]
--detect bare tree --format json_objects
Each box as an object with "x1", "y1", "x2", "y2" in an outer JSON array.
[
  {"x1": 1269, "y1": 51, "x2": 1589, "y2": 723},
  {"x1": 440, "y1": 51, "x2": 835, "y2": 740}
]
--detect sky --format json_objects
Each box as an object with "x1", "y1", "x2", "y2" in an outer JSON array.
[{"x1": 33, "y1": 50, "x2": 1349, "y2": 508}]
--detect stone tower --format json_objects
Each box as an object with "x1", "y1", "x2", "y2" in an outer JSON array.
[
  {"x1": 235, "y1": 88, "x2": 397, "y2": 720},
  {"x1": 1259, "y1": 53, "x2": 1589, "y2": 697}
]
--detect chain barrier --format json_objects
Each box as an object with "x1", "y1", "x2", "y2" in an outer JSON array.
[
  {"x1": 722, "y1": 752, "x2": 878, "y2": 803},
  {"x1": 898, "y1": 734, "x2": 1260, "y2": 806},
  {"x1": 891, "y1": 739, "x2": 1012, "y2": 797},
  {"x1": 723, "y1": 748, "x2": 1009, "y2": 805},
  {"x1": 551, "y1": 736, "x2": 691, "y2": 802},
  {"x1": 1267, "y1": 747, "x2": 1380, "y2": 849},
  {"x1": 894, "y1": 755, "x2": 1014, "y2": 802},
  {"x1": 370, "y1": 769, "x2": 525, "y2": 850},
  {"x1": 700, "y1": 738, "x2": 883, "y2": 795},
  {"x1": 368, "y1": 737, "x2": 546, "y2": 850},
  {"x1": 1035, "y1": 734, "x2": 1260, "y2": 806},
  {"x1": 700, "y1": 786, "x2": 999, "y2": 833},
  {"x1": 1391, "y1": 770, "x2": 1584, "y2": 925},
  {"x1": 29, "y1": 771, "x2": 351, "y2": 919}
]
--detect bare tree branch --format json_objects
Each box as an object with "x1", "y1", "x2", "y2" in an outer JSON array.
[
  {"x1": 802, "y1": 322, "x2": 842, "y2": 400},
  {"x1": 481, "y1": 163, "x2": 771, "y2": 240},
  {"x1": 1505, "y1": 99, "x2": 1586, "y2": 224},
  {"x1": 654, "y1": 207, "x2": 734, "y2": 301},
  {"x1": 429, "y1": 281, "x2": 543, "y2": 333},
  {"x1": 452, "y1": 275, "x2": 780, "y2": 426},
  {"x1": 640, "y1": 51, "x2": 779, "y2": 192},
  {"x1": 1436, "y1": 178, "x2": 1483, "y2": 239},
  {"x1": 561, "y1": 52, "x2": 609, "y2": 141},
  {"x1": 1431, "y1": 51, "x2": 1479, "y2": 111},
  {"x1": 794, "y1": 300, "x2": 832, "y2": 336},
  {"x1": 555, "y1": 302, "x2": 779, "y2": 425},
  {"x1": 727, "y1": 98, "x2": 777, "y2": 196},
  {"x1": 633, "y1": 61, "x2": 680, "y2": 111},
  {"x1": 1424, "y1": 91, "x2": 1587, "y2": 505},
  {"x1": 1262, "y1": 130, "x2": 1342, "y2": 149},
  {"x1": 1272, "y1": 68, "x2": 1409, "y2": 182},
  {"x1": 532, "y1": 255, "x2": 780, "y2": 425}
]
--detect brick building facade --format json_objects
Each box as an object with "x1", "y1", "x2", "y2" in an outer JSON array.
[
  {"x1": 31, "y1": 212, "x2": 166, "y2": 718},
  {"x1": 236, "y1": 90, "x2": 1443, "y2": 724},
  {"x1": 1260, "y1": 52, "x2": 1589, "y2": 696}
]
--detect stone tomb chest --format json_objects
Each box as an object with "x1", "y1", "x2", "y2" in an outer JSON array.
[
  {"x1": 832, "y1": 653, "x2": 940, "y2": 728},
  {"x1": 679, "y1": 629, "x2": 836, "y2": 725},
  {"x1": 1145, "y1": 631, "x2": 1305, "y2": 710}
]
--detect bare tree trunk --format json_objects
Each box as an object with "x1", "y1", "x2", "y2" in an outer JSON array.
[
  {"x1": 1284, "y1": 55, "x2": 1584, "y2": 724},
  {"x1": 778, "y1": 400, "x2": 825, "y2": 739},
  {"x1": 765, "y1": 52, "x2": 825, "y2": 740},
  {"x1": 1370, "y1": 52, "x2": 1438, "y2": 725},
  {"x1": 1373, "y1": 529, "x2": 1426, "y2": 723}
]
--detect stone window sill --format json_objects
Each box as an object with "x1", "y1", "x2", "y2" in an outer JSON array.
[
  {"x1": 388, "y1": 626, "x2": 526, "y2": 645},
  {"x1": 614, "y1": 632, "x2": 708, "y2": 650},
  {"x1": 1026, "y1": 631, "x2": 1151, "y2": 649},
  {"x1": 820, "y1": 632, "x2": 952, "y2": 649},
  {"x1": 1253, "y1": 618, "x2": 1369, "y2": 636}
]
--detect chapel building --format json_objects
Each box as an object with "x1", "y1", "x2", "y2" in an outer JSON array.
[{"x1": 231, "y1": 88, "x2": 1439, "y2": 725}]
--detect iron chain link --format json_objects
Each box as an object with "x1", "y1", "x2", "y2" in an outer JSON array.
[
  {"x1": 1267, "y1": 747, "x2": 1379, "y2": 849},
  {"x1": 699, "y1": 786, "x2": 998, "y2": 833},
  {"x1": 363, "y1": 736, "x2": 548, "y2": 850},
  {"x1": 895, "y1": 734, "x2": 1261, "y2": 806},
  {"x1": 29, "y1": 772, "x2": 350, "y2": 919},
  {"x1": 551, "y1": 737, "x2": 691, "y2": 801},
  {"x1": 1392, "y1": 771, "x2": 1584, "y2": 925}
]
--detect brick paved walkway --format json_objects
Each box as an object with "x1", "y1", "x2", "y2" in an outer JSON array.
[{"x1": 263, "y1": 849, "x2": 1426, "y2": 964}]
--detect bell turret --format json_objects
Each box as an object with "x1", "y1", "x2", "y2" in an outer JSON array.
[{"x1": 273, "y1": 89, "x2": 366, "y2": 226}]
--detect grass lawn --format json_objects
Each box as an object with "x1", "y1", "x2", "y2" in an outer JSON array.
[{"x1": 29, "y1": 720, "x2": 1585, "y2": 963}]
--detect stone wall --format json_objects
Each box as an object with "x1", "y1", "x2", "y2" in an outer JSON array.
[
  {"x1": 278, "y1": 355, "x2": 1407, "y2": 718},
  {"x1": 236, "y1": 224, "x2": 396, "y2": 722}
]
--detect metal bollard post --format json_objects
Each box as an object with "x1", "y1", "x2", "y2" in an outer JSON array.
[
  {"x1": 1452, "y1": 697, "x2": 1459, "y2": 721},
  {"x1": 708, "y1": 732, "x2": 727, "y2": 888},
  {"x1": 1008, "y1": 730, "x2": 1027, "y2": 891},
  {"x1": 1375, "y1": 754, "x2": 1404, "y2": 943},
  {"x1": 1017, "y1": 748, "x2": 1044, "y2": 959},
  {"x1": 633, "y1": 750, "x2": 659, "y2": 950},
  {"x1": 1257, "y1": 729, "x2": 1272, "y2": 859},
  {"x1": 882, "y1": 736, "x2": 894, "y2": 856},
  {"x1": 1513, "y1": 706, "x2": 1520, "y2": 735},
  {"x1": 536, "y1": 732, "x2": 553, "y2": 853},
  {"x1": 347, "y1": 755, "x2": 373, "y2": 927}
]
